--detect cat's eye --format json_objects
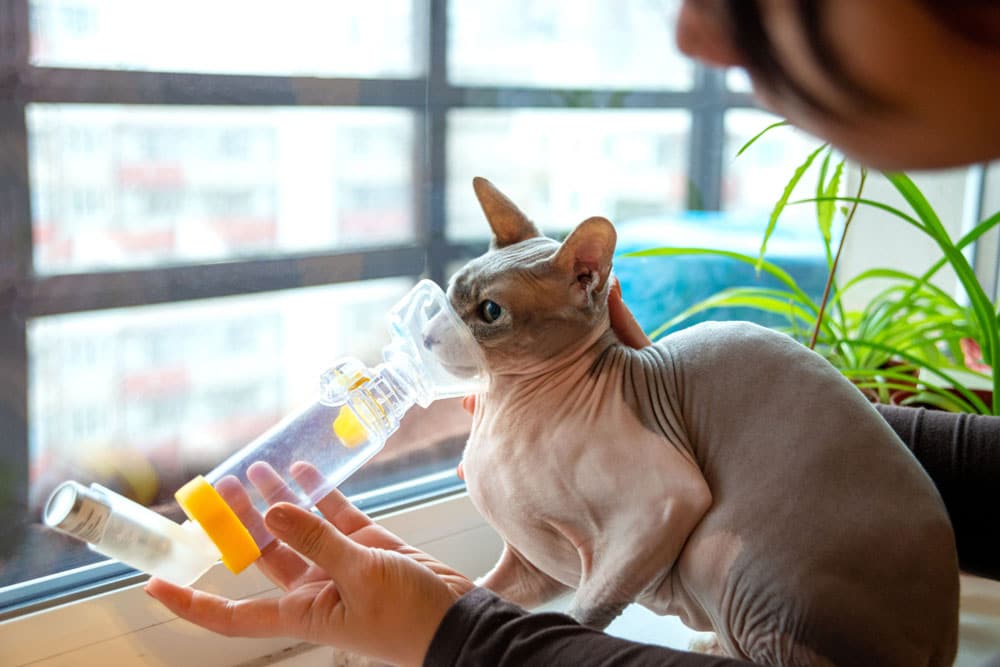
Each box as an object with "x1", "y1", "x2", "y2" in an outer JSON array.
[{"x1": 479, "y1": 300, "x2": 503, "y2": 323}]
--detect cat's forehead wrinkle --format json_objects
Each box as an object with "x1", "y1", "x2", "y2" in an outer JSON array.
[
  {"x1": 449, "y1": 237, "x2": 566, "y2": 319},
  {"x1": 486, "y1": 237, "x2": 559, "y2": 273}
]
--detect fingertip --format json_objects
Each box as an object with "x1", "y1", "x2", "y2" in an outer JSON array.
[
  {"x1": 607, "y1": 284, "x2": 624, "y2": 318},
  {"x1": 609, "y1": 274, "x2": 622, "y2": 299},
  {"x1": 145, "y1": 577, "x2": 191, "y2": 611},
  {"x1": 264, "y1": 502, "x2": 300, "y2": 534},
  {"x1": 266, "y1": 502, "x2": 356, "y2": 573},
  {"x1": 144, "y1": 576, "x2": 168, "y2": 597}
]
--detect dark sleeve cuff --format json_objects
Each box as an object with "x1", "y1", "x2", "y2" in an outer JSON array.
[
  {"x1": 424, "y1": 587, "x2": 500, "y2": 666},
  {"x1": 875, "y1": 404, "x2": 1000, "y2": 580},
  {"x1": 424, "y1": 587, "x2": 755, "y2": 666}
]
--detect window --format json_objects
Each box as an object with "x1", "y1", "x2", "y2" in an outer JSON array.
[
  {"x1": 1, "y1": 0, "x2": 814, "y2": 617},
  {"x1": 722, "y1": 108, "x2": 820, "y2": 225},
  {"x1": 29, "y1": 105, "x2": 415, "y2": 273}
]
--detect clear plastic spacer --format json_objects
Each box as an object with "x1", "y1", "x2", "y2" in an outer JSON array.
[{"x1": 319, "y1": 358, "x2": 370, "y2": 406}]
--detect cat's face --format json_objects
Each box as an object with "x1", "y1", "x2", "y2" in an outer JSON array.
[{"x1": 445, "y1": 177, "x2": 617, "y2": 375}]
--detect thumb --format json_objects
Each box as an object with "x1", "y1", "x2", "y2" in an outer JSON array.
[
  {"x1": 608, "y1": 276, "x2": 651, "y2": 349},
  {"x1": 265, "y1": 502, "x2": 365, "y2": 578}
]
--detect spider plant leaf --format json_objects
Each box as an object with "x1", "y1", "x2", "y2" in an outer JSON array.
[
  {"x1": 836, "y1": 338, "x2": 992, "y2": 413},
  {"x1": 647, "y1": 287, "x2": 824, "y2": 341},
  {"x1": 758, "y1": 144, "x2": 828, "y2": 270},
  {"x1": 817, "y1": 158, "x2": 844, "y2": 245},
  {"x1": 735, "y1": 120, "x2": 789, "y2": 158},
  {"x1": 884, "y1": 172, "x2": 999, "y2": 413},
  {"x1": 621, "y1": 247, "x2": 819, "y2": 308},
  {"x1": 897, "y1": 391, "x2": 978, "y2": 413},
  {"x1": 816, "y1": 149, "x2": 832, "y2": 245},
  {"x1": 840, "y1": 268, "x2": 960, "y2": 308},
  {"x1": 793, "y1": 195, "x2": 925, "y2": 233}
]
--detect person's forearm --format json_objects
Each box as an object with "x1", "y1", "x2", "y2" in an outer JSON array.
[
  {"x1": 424, "y1": 588, "x2": 755, "y2": 667},
  {"x1": 875, "y1": 404, "x2": 1000, "y2": 580}
]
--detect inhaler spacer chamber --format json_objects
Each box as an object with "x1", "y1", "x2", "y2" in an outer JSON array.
[{"x1": 44, "y1": 280, "x2": 488, "y2": 585}]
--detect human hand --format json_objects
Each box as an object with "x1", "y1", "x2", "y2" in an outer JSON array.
[
  {"x1": 608, "y1": 275, "x2": 651, "y2": 349},
  {"x1": 145, "y1": 462, "x2": 474, "y2": 667}
]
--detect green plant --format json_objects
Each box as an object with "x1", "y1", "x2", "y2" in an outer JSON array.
[{"x1": 625, "y1": 125, "x2": 999, "y2": 415}]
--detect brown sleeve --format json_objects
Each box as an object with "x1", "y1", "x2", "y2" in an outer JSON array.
[
  {"x1": 875, "y1": 404, "x2": 1000, "y2": 580},
  {"x1": 424, "y1": 587, "x2": 756, "y2": 667}
]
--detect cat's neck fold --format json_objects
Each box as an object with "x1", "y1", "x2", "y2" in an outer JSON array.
[{"x1": 486, "y1": 320, "x2": 621, "y2": 400}]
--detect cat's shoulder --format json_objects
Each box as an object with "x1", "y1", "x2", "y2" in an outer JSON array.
[
  {"x1": 663, "y1": 320, "x2": 793, "y2": 345},
  {"x1": 656, "y1": 320, "x2": 815, "y2": 366}
]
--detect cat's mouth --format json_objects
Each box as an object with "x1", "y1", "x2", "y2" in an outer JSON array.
[{"x1": 436, "y1": 360, "x2": 481, "y2": 379}]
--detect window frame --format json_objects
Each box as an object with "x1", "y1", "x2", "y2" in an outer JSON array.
[{"x1": 0, "y1": 0, "x2": 755, "y2": 617}]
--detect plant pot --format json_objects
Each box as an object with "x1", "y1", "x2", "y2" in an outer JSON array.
[{"x1": 850, "y1": 358, "x2": 920, "y2": 405}]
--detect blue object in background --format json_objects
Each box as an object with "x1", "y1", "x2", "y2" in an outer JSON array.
[{"x1": 613, "y1": 211, "x2": 830, "y2": 339}]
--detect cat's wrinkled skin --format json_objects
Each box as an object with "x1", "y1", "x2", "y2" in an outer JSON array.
[{"x1": 443, "y1": 177, "x2": 959, "y2": 667}]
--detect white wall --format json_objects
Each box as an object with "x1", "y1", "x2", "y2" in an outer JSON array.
[
  {"x1": 836, "y1": 166, "x2": 974, "y2": 311},
  {"x1": 974, "y1": 164, "x2": 1000, "y2": 301}
]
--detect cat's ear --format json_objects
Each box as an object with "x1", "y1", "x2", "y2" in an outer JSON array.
[
  {"x1": 552, "y1": 216, "x2": 617, "y2": 305},
  {"x1": 473, "y1": 176, "x2": 541, "y2": 249}
]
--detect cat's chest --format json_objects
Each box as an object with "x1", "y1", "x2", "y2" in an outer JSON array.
[
  {"x1": 463, "y1": 365, "x2": 681, "y2": 530},
  {"x1": 466, "y1": 371, "x2": 634, "y2": 471}
]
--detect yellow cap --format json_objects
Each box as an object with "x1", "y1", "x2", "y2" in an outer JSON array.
[
  {"x1": 333, "y1": 406, "x2": 368, "y2": 448},
  {"x1": 175, "y1": 476, "x2": 261, "y2": 574}
]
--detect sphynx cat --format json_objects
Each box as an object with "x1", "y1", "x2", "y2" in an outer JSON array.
[{"x1": 440, "y1": 177, "x2": 959, "y2": 666}]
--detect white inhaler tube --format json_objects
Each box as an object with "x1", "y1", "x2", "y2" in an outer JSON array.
[
  {"x1": 45, "y1": 280, "x2": 488, "y2": 584},
  {"x1": 44, "y1": 481, "x2": 220, "y2": 585}
]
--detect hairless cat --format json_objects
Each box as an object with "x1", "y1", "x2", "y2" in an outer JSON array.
[{"x1": 434, "y1": 177, "x2": 959, "y2": 667}]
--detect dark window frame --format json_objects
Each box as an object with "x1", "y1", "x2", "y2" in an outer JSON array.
[{"x1": 0, "y1": 0, "x2": 754, "y2": 616}]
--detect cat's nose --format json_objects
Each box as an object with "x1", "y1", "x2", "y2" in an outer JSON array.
[{"x1": 422, "y1": 332, "x2": 439, "y2": 349}]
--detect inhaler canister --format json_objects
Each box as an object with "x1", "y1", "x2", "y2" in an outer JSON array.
[{"x1": 44, "y1": 481, "x2": 220, "y2": 586}]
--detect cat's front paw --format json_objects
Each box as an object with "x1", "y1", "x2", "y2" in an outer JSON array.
[
  {"x1": 568, "y1": 600, "x2": 627, "y2": 630},
  {"x1": 689, "y1": 632, "x2": 727, "y2": 656}
]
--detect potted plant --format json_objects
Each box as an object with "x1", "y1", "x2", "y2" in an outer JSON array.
[{"x1": 622, "y1": 124, "x2": 998, "y2": 415}]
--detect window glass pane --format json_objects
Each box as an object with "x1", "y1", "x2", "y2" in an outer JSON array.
[
  {"x1": 1, "y1": 277, "x2": 475, "y2": 588},
  {"x1": 447, "y1": 109, "x2": 690, "y2": 240},
  {"x1": 722, "y1": 109, "x2": 821, "y2": 225},
  {"x1": 29, "y1": 105, "x2": 416, "y2": 274},
  {"x1": 727, "y1": 68, "x2": 752, "y2": 92},
  {"x1": 29, "y1": 0, "x2": 422, "y2": 77},
  {"x1": 449, "y1": 0, "x2": 692, "y2": 90}
]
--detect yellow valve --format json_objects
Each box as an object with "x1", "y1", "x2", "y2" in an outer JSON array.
[
  {"x1": 175, "y1": 476, "x2": 261, "y2": 574},
  {"x1": 333, "y1": 407, "x2": 368, "y2": 448}
]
